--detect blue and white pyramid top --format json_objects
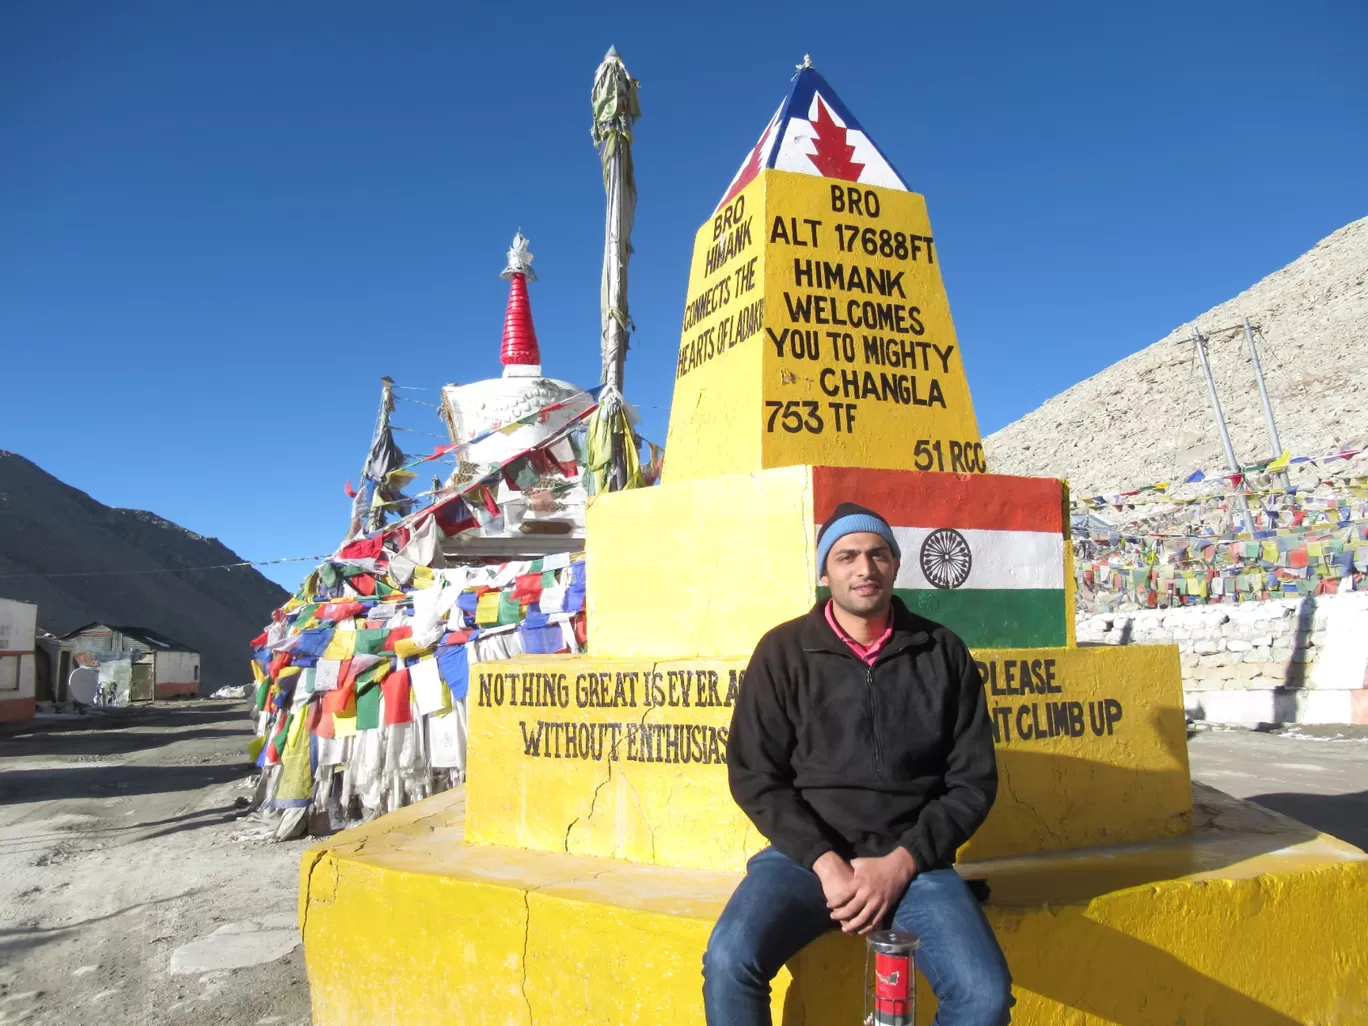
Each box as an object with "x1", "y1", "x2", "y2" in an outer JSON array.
[{"x1": 716, "y1": 62, "x2": 908, "y2": 213}]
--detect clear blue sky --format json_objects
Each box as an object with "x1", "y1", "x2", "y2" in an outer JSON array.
[{"x1": 3, "y1": 2, "x2": 1365, "y2": 589}]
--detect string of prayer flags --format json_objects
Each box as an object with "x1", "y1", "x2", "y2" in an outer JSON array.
[
  {"x1": 248, "y1": 538, "x2": 588, "y2": 835},
  {"x1": 1074, "y1": 445, "x2": 1367, "y2": 512},
  {"x1": 1077, "y1": 516, "x2": 1368, "y2": 610},
  {"x1": 247, "y1": 377, "x2": 627, "y2": 839}
]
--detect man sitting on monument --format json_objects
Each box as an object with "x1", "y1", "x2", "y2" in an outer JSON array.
[{"x1": 703, "y1": 502, "x2": 1012, "y2": 1026}]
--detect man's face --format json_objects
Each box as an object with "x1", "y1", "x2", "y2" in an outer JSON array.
[{"x1": 820, "y1": 531, "x2": 898, "y2": 617}]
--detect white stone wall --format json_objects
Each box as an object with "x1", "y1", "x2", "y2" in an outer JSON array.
[
  {"x1": 0, "y1": 599, "x2": 38, "y2": 710},
  {"x1": 1076, "y1": 593, "x2": 1368, "y2": 724},
  {"x1": 0, "y1": 598, "x2": 37, "y2": 656},
  {"x1": 154, "y1": 650, "x2": 200, "y2": 686}
]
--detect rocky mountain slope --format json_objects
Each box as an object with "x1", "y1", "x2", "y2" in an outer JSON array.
[
  {"x1": 986, "y1": 217, "x2": 1368, "y2": 497},
  {"x1": 0, "y1": 451, "x2": 287, "y2": 692}
]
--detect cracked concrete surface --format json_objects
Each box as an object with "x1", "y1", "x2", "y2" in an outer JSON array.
[
  {"x1": 999, "y1": 764, "x2": 1067, "y2": 850},
  {"x1": 562, "y1": 663, "x2": 663, "y2": 860},
  {"x1": 516, "y1": 888, "x2": 535, "y2": 1026}
]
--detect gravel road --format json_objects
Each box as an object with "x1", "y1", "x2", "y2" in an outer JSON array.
[
  {"x1": 1187, "y1": 723, "x2": 1368, "y2": 851},
  {"x1": 0, "y1": 702, "x2": 312, "y2": 1026}
]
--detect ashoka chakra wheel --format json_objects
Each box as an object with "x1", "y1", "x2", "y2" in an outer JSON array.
[{"x1": 919, "y1": 528, "x2": 972, "y2": 590}]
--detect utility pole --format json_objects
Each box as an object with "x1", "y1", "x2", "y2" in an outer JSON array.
[
  {"x1": 1243, "y1": 316, "x2": 1288, "y2": 487},
  {"x1": 592, "y1": 47, "x2": 640, "y2": 493},
  {"x1": 346, "y1": 376, "x2": 397, "y2": 539},
  {"x1": 365, "y1": 376, "x2": 397, "y2": 534},
  {"x1": 1193, "y1": 326, "x2": 1250, "y2": 530}
]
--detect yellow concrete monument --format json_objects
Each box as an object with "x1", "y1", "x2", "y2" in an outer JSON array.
[{"x1": 300, "y1": 64, "x2": 1368, "y2": 1025}]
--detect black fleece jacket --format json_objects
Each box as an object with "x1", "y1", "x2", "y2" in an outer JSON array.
[{"x1": 727, "y1": 597, "x2": 997, "y2": 871}]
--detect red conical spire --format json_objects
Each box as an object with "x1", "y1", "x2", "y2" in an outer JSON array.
[
  {"x1": 499, "y1": 232, "x2": 540, "y2": 369},
  {"x1": 500, "y1": 272, "x2": 539, "y2": 367}
]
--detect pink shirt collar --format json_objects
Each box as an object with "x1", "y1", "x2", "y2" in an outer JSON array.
[{"x1": 824, "y1": 600, "x2": 894, "y2": 666}]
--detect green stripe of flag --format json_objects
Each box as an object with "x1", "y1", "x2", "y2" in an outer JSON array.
[
  {"x1": 894, "y1": 588, "x2": 1065, "y2": 648},
  {"x1": 817, "y1": 587, "x2": 1067, "y2": 648}
]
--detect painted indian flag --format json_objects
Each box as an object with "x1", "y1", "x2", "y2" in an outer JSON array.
[{"x1": 813, "y1": 467, "x2": 1068, "y2": 648}]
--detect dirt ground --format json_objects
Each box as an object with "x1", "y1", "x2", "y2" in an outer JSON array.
[
  {"x1": 1, "y1": 705, "x2": 1365, "y2": 1026},
  {"x1": 0, "y1": 702, "x2": 312, "y2": 1026}
]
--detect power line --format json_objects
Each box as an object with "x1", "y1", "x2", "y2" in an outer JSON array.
[{"x1": 392, "y1": 425, "x2": 451, "y2": 439}]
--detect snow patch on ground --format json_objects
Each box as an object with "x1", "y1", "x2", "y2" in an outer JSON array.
[
  {"x1": 1280, "y1": 729, "x2": 1368, "y2": 743},
  {"x1": 170, "y1": 915, "x2": 300, "y2": 974}
]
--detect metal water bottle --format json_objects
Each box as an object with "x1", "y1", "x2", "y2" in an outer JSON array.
[{"x1": 864, "y1": 929, "x2": 919, "y2": 1026}]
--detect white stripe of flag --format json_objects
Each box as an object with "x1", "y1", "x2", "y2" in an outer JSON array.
[{"x1": 889, "y1": 528, "x2": 1064, "y2": 591}]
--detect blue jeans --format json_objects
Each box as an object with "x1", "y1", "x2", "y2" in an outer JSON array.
[{"x1": 703, "y1": 847, "x2": 1012, "y2": 1026}]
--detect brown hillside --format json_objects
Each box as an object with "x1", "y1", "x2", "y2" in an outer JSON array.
[
  {"x1": 986, "y1": 217, "x2": 1368, "y2": 497},
  {"x1": 0, "y1": 451, "x2": 288, "y2": 692}
]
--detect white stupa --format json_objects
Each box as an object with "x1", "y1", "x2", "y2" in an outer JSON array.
[{"x1": 439, "y1": 233, "x2": 593, "y2": 558}]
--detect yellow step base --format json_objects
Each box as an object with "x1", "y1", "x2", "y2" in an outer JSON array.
[{"x1": 300, "y1": 785, "x2": 1368, "y2": 1026}]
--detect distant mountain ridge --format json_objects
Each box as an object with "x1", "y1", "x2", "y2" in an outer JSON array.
[
  {"x1": 0, "y1": 451, "x2": 288, "y2": 692},
  {"x1": 986, "y1": 217, "x2": 1368, "y2": 496}
]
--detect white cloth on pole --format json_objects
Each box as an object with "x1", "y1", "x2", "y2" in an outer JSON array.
[
  {"x1": 388, "y1": 552, "x2": 416, "y2": 586},
  {"x1": 438, "y1": 567, "x2": 473, "y2": 590},
  {"x1": 410, "y1": 656, "x2": 447, "y2": 716},
  {"x1": 471, "y1": 629, "x2": 525, "y2": 662},
  {"x1": 316, "y1": 735, "x2": 349, "y2": 767},
  {"x1": 428, "y1": 702, "x2": 468, "y2": 770},
  {"x1": 489, "y1": 560, "x2": 530, "y2": 588},
  {"x1": 540, "y1": 584, "x2": 568, "y2": 613},
  {"x1": 411, "y1": 581, "x2": 458, "y2": 650},
  {"x1": 401, "y1": 515, "x2": 444, "y2": 569},
  {"x1": 314, "y1": 659, "x2": 343, "y2": 692}
]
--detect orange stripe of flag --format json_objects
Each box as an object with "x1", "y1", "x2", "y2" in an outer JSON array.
[{"x1": 813, "y1": 467, "x2": 1063, "y2": 534}]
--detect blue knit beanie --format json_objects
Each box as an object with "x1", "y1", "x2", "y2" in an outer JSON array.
[{"x1": 816, "y1": 502, "x2": 901, "y2": 577}]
